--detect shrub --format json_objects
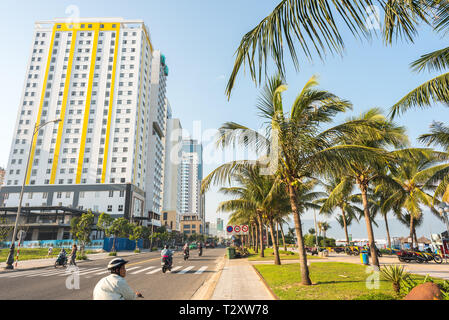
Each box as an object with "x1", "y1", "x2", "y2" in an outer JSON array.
[
  {"x1": 353, "y1": 293, "x2": 396, "y2": 300},
  {"x1": 380, "y1": 265, "x2": 411, "y2": 294},
  {"x1": 108, "y1": 252, "x2": 117, "y2": 256},
  {"x1": 76, "y1": 254, "x2": 87, "y2": 260},
  {"x1": 134, "y1": 249, "x2": 141, "y2": 253}
]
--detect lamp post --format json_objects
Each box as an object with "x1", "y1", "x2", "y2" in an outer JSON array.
[
  {"x1": 438, "y1": 202, "x2": 449, "y2": 237},
  {"x1": 5, "y1": 118, "x2": 61, "y2": 270}
]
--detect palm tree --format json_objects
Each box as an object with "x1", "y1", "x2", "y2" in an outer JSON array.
[
  {"x1": 334, "y1": 108, "x2": 410, "y2": 268},
  {"x1": 218, "y1": 166, "x2": 285, "y2": 264},
  {"x1": 366, "y1": 188, "x2": 394, "y2": 248},
  {"x1": 379, "y1": 151, "x2": 444, "y2": 249},
  {"x1": 321, "y1": 222, "x2": 331, "y2": 247},
  {"x1": 226, "y1": 0, "x2": 442, "y2": 97},
  {"x1": 203, "y1": 75, "x2": 389, "y2": 285},
  {"x1": 316, "y1": 176, "x2": 363, "y2": 245},
  {"x1": 390, "y1": 2, "x2": 449, "y2": 118}
]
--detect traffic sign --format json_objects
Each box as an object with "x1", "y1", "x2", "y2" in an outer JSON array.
[{"x1": 226, "y1": 225, "x2": 249, "y2": 235}]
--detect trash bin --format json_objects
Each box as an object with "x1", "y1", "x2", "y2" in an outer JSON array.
[
  {"x1": 227, "y1": 247, "x2": 235, "y2": 259},
  {"x1": 361, "y1": 250, "x2": 370, "y2": 265}
]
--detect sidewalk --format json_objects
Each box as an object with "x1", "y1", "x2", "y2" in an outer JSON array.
[{"x1": 210, "y1": 257, "x2": 276, "y2": 300}]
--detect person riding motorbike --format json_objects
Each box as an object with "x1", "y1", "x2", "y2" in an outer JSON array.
[
  {"x1": 198, "y1": 242, "x2": 203, "y2": 256},
  {"x1": 183, "y1": 243, "x2": 189, "y2": 255},
  {"x1": 93, "y1": 258, "x2": 143, "y2": 300},
  {"x1": 56, "y1": 248, "x2": 67, "y2": 265},
  {"x1": 161, "y1": 245, "x2": 173, "y2": 267}
]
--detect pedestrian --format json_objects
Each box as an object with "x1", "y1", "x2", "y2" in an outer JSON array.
[
  {"x1": 47, "y1": 245, "x2": 53, "y2": 258},
  {"x1": 93, "y1": 258, "x2": 143, "y2": 300},
  {"x1": 69, "y1": 244, "x2": 77, "y2": 266}
]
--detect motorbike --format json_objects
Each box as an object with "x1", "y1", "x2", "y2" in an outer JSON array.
[
  {"x1": 396, "y1": 250, "x2": 426, "y2": 263},
  {"x1": 183, "y1": 250, "x2": 189, "y2": 261},
  {"x1": 55, "y1": 254, "x2": 67, "y2": 268},
  {"x1": 161, "y1": 255, "x2": 172, "y2": 273},
  {"x1": 198, "y1": 247, "x2": 203, "y2": 257}
]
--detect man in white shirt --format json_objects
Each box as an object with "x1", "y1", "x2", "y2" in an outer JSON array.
[{"x1": 93, "y1": 258, "x2": 143, "y2": 300}]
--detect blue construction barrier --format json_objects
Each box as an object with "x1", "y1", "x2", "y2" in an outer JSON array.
[
  {"x1": 102, "y1": 237, "x2": 143, "y2": 252},
  {"x1": 0, "y1": 239, "x2": 104, "y2": 250}
]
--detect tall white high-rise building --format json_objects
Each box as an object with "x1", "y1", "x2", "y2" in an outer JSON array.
[
  {"x1": 179, "y1": 139, "x2": 205, "y2": 234},
  {"x1": 0, "y1": 18, "x2": 169, "y2": 238},
  {"x1": 161, "y1": 104, "x2": 183, "y2": 231}
]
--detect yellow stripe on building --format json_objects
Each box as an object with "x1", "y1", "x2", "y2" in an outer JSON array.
[
  {"x1": 75, "y1": 23, "x2": 100, "y2": 184},
  {"x1": 25, "y1": 25, "x2": 57, "y2": 185},
  {"x1": 49, "y1": 30, "x2": 78, "y2": 184},
  {"x1": 101, "y1": 23, "x2": 121, "y2": 183}
]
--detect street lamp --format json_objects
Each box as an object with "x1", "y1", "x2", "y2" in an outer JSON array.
[
  {"x1": 438, "y1": 202, "x2": 449, "y2": 237},
  {"x1": 5, "y1": 118, "x2": 61, "y2": 270}
]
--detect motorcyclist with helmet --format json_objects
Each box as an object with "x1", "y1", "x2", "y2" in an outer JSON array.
[
  {"x1": 161, "y1": 244, "x2": 173, "y2": 267},
  {"x1": 93, "y1": 258, "x2": 143, "y2": 300}
]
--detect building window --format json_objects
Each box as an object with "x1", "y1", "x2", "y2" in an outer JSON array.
[{"x1": 107, "y1": 205, "x2": 112, "y2": 212}]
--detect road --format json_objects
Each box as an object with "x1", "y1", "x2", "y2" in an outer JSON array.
[{"x1": 0, "y1": 248, "x2": 225, "y2": 300}]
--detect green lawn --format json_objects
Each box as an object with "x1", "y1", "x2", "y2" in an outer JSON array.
[
  {"x1": 254, "y1": 262, "x2": 445, "y2": 300},
  {"x1": 0, "y1": 248, "x2": 100, "y2": 261},
  {"x1": 247, "y1": 248, "x2": 323, "y2": 261}
]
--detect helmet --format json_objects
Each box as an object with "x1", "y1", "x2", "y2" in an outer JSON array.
[
  {"x1": 107, "y1": 258, "x2": 128, "y2": 270},
  {"x1": 164, "y1": 245, "x2": 169, "y2": 249}
]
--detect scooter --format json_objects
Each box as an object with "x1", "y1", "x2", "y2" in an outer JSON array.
[
  {"x1": 198, "y1": 247, "x2": 203, "y2": 257},
  {"x1": 161, "y1": 255, "x2": 172, "y2": 273},
  {"x1": 183, "y1": 250, "x2": 189, "y2": 261},
  {"x1": 55, "y1": 253, "x2": 67, "y2": 268}
]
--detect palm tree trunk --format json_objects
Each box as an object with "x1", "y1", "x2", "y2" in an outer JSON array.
[
  {"x1": 409, "y1": 215, "x2": 415, "y2": 250},
  {"x1": 254, "y1": 222, "x2": 259, "y2": 253},
  {"x1": 265, "y1": 225, "x2": 269, "y2": 247},
  {"x1": 288, "y1": 184, "x2": 312, "y2": 285},
  {"x1": 275, "y1": 222, "x2": 280, "y2": 247},
  {"x1": 414, "y1": 228, "x2": 418, "y2": 250},
  {"x1": 383, "y1": 213, "x2": 391, "y2": 249},
  {"x1": 257, "y1": 214, "x2": 265, "y2": 257},
  {"x1": 359, "y1": 182, "x2": 380, "y2": 268},
  {"x1": 268, "y1": 218, "x2": 281, "y2": 265},
  {"x1": 280, "y1": 222, "x2": 287, "y2": 251},
  {"x1": 341, "y1": 209, "x2": 350, "y2": 245}
]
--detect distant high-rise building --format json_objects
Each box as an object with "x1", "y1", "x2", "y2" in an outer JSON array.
[
  {"x1": 161, "y1": 103, "x2": 182, "y2": 231},
  {"x1": 179, "y1": 139, "x2": 204, "y2": 234},
  {"x1": 217, "y1": 218, "x2": 224, "y2": 231},
  {"x1": 0, "y1": 167, "x2": 5, "y2": 186},
  {"x1": 0, "y1": 18, "x2": 169, "y2": 240}
]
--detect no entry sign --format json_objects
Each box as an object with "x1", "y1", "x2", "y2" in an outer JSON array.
[{"x1": 226, "y1": 225, "x2": 249, "y2": 235}]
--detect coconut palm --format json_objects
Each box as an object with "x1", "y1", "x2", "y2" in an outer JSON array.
[
  {"x1": 226, "y1": 0, "x2": 443, "y2": 97},
  {"x1": 217, "y1": 166, "x2": 286, "y2": 264},
  {"x1": 321, "y1": 222, "x2": 331, "y2": 247},
  {"x1": 334, "y1": 108, "x2": 411, "y2": 268},
  {"x1": 390, "y1": 2, "x2": 449, "y2": 118},
  {"x1": 379, "y1": 151, "x2": 444, "y2": 249},
  {"x1": 203, "y1": 75, "x2": 397, "y2": 284},
  {"x1": 316, "y1": 176, "x2": 363, "y2": 245}
]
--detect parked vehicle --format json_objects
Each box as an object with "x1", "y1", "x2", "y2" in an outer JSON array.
[{"x1": 395, "y1": 250, "x2": 442, "y2": 263}]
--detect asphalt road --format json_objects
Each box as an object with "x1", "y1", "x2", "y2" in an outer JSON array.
[{"x1": 0, "y1": 248, "x2": 226, "y2": 300}]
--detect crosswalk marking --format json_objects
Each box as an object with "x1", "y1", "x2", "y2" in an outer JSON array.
[
  {"x1": 130, "y1": 266, "x2": 155, "y2": 274},
  {"x1": 194, "y1": 266, "x2": 208, "y2": 274},
  {"x1": 146, "y1": 268, "x2": 161, "y2": 274},
  {"x1": 177, "y1": 266, "x2": 194, "y2": 274},
  {"x1": 0, "y1": 264, "x2": 210, "y2": 278},
  {"x1": 170, "y1": 266, "x2": 182, "y2": 272}
]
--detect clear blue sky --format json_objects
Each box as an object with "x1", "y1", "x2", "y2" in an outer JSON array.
[{"x1": 0, "y1": 1, "x2": 447, "y2": 239}]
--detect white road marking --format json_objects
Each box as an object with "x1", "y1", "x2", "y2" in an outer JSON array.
[
  {"x1": 177, "y1": 266, "x2": 194, "y2": 274},
  {"x1": 146, "y1": 268, "x2": 162, "y2": 274},
  {"x1": 170, "y1": 266, "x2": 182, "y2": 272},
  {"x1": 194, "y1": 266, "x2": 208, "y2": 274},
  {"x1": 130, "y1": 266, "x2": 155, "y2": 274}
]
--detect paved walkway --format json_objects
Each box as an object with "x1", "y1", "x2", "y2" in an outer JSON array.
[{"x1": 211, "y1": 257, "x2": 275, "y2": 300}]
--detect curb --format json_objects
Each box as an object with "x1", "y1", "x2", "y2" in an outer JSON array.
[
  {"x1": 190, "y1": 254, "x2": 226, "y2": 300},
  {"x1": 250, "y1": 262, "x2": 279, "y2": 300}
]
